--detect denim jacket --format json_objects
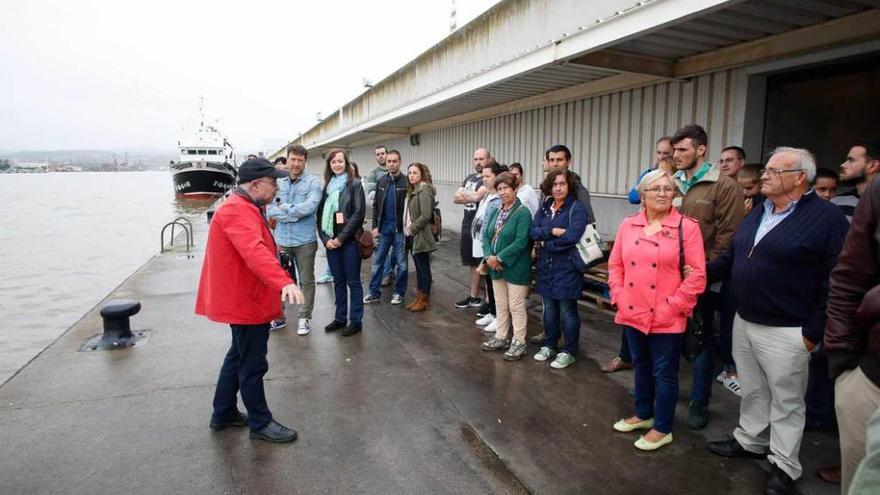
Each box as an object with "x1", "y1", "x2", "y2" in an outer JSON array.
[{"x1": 268, "y1": 172, "x2": 322, "y2": 247}]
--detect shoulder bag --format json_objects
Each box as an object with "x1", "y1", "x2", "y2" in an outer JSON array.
[
  {"x1": 568, "y1": 204, "x2": 604, "y2": 272},
  {"x1": 679, "y1": 218, "x2": 705, "y2": 363}
]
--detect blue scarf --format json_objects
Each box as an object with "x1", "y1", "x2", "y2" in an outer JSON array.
[{"x1": 321, "y1": 173, "x2": 349, "y2": 237}]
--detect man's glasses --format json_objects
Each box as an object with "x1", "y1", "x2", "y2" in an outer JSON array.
[{"x1": 763, "y1": 167, "x2": 803, "y2": 176}]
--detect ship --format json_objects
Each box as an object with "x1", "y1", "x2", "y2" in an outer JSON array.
[{"x1": 170, "y1": 100, "x2": 237, "y2": 198}]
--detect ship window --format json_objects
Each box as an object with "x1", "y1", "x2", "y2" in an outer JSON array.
[
  {"x1": 208, "y1": 150, "x2": 218, "y2": 155},
  {"x1": 197, "y1": 150, "x2": 207, "y2": 155},
  {"x1": 187, "y1": 150, "x2": 198, "y2": 155}
]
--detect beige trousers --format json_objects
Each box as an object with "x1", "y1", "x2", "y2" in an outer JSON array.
[
  {"x1": 835, "y1": 367, "x2": 880, "y2": 494},
  {"x1": 731, "y1": 314, "x2": 810, "y2": 480},
  {"x1": 492, "y1": 279, "x2": 528, "y2": 343}
]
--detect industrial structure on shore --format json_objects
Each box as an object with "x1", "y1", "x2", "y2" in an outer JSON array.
[{"x1": 279, "y1": 0, "x2": 880, "y2": 234}]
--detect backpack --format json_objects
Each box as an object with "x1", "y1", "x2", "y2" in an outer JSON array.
[{"x1": 431, "y1": 201, "x2": 442, "y2": 241}]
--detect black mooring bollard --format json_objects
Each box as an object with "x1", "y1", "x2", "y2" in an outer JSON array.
[{"x1": 99, "y1": 299, "x2": 141, "y2": 349}]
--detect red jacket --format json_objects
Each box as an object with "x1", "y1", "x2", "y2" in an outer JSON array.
[
  {"x1": 195, "y1": 192, "x2": 293, "y2": 325},
  {"x1": 608, "y1": 208, "x2": 706, "y2": 334}
]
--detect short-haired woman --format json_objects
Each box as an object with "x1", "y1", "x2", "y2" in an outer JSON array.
[
  {"x1": 403, "y1": 163, "x2": 437, "y2": 312},
  {"x1": 472, "y1": 160, "x2": 506, "y2": 332},
  {"x1": 480, "y1": 172, "x2": 533, "y2": 360},
  {"x1": 530, "y1": 169, "x2": 588, "y2": 369},
  {"x1": 608, "y1": 169, "x2": 706, "y2": 450},
  {"x1": 316, "y1": 149, "x2": 366, "y2": 336}
]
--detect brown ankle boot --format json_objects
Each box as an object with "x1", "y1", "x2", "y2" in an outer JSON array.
[
  {"x1": 410, "y1": 293, "x2": 429, "y2": 312},
  {"x1": 405, "y1": 291, "x2": 421, "y2": 310}
]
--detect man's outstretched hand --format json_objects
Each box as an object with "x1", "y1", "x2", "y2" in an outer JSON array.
[{"x1": 282, "y1": 284, "x2": 304, "y2": 305}]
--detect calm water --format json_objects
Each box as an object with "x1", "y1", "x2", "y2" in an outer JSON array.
[{"x1": 0, "y1": 171, "x2": 213, "y2": 384}]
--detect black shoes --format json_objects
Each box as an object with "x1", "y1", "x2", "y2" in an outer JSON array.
[
  {"x1": 687, "y1": 400, "x2": 709, "y2": 430},
  {"x1": 765, "y1": 464, "x2": 797, "y2": 495},
  {"x1": 324, "y1": 320, "x2": 346, "y2": 332},
  {"x1": 209, "y1": 410, "x2": 248, "y2": 431},
  {"x1": 250, "y1": 420, "x2": 298, "y2": 443},
  {"x1": 706, "y1": 438, "x2": 767, "y2": 459},
  {"x1": 476, "y1": 302, "x2": 491, "y2": 317},
  {"x1": 455, "y1": 296, "x2": 482, "y2": 309},
  {"x1": 342, "y1": 324, "x2": 362, "y2": 337}
]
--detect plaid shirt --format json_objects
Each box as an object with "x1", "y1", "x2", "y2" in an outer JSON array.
[{"x1": 494, "y1": 204, "x2": 513, "y2": 231}]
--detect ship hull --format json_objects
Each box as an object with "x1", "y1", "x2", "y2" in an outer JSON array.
[{"x1": 171, "y1": 162, "x2": 236, "y2": 198}]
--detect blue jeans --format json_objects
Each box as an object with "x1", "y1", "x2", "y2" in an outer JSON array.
[
  {"x1": 806, "y1": 350, "x2": 833, "y2": 428},
  {"x1": 625, "y1": 327, "x2": 684, "y2": 434},
  {"x1": 542, "y1": 297, "x2": 580, "y2": 355},
  {"x1": 412, "y1": 251, "x2": 432, "y2": 293},
  {"x1": 369, "y1": 231, "x2": 407, "y2": 298},
  {"x1": 690, "y1": 292, "x2": 719, "y2": 403},
  {"x1": 212, "y1": 324, "x2": 273, "y2": 430},
  {"x1": 619, "y1": 333, "x2": 632, "y2": 363},
  {"x1": 328, "y1": 240, "x2": 364, "y2": 326},
  {"x1": 718, "y1": 281, "x2": 736, "y2": 372}
]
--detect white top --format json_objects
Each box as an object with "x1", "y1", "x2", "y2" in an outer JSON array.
[{"x1": 517, "y1": 184, "x2": 540, "y2": 218}]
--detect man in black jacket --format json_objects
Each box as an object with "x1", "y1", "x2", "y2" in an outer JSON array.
[
  {"x1": 364, "y1": 150, "x2": 408, "y2": 305},
  {"x1": 705, "y1": 147, "x2": 849, "y2": 495},
  {"x1": 825, "y1": 175, "x2": 880, "y2": 493}
]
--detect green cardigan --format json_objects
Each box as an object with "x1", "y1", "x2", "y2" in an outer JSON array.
[
  {"x1": 481, "y1": 198, "x2": 533, "y2": 285},
  {"x1": 407, "y1": 182, "x2": 437, "y2": 254}
]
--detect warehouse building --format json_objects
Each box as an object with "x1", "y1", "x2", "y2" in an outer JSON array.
[{"x1": 281, "y1": 0, "x2": 880, "y2": 235}]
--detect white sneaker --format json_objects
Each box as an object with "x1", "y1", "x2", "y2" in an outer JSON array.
[
  {"x1": 390, "y1": 293, "x2": 404, "y2": 305},
  {"x1": 475, "y1": 314, "x2": 495, "y2": 326},
  {"x1": 483, "y1": 319, "x2": 498, "y2": 333},
  {"x1": 297, "y1": 318, "x2": 311, "y2": 336}
]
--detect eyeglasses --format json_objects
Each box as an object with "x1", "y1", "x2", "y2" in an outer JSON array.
[
  {"x1": 763, "y1": 167, "x2": 803, "y2": 176},
  {"x1": 644, "y1": 186, "x2": 675, "y2": 195}
]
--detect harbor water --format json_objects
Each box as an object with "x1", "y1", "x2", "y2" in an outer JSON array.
[{"x1": 0, "y1": 171, "x2": 207, "y2": 384}]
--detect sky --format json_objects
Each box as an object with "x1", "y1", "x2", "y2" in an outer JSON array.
[{"x1": 0, "y1": 0, "x2": 501, "y2": 153}]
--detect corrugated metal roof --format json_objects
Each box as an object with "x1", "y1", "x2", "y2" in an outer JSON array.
[{"x1": 613, "y1": 0, "x2": 879, "y2": 59}]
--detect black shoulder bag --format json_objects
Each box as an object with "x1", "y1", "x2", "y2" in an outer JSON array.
[{"x1": 679, "y1": 218, "x2": 704, "y2": 363}]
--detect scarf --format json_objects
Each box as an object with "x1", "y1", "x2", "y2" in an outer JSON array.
[{"x1": 321, "y1": 173, "x2": 349, "y2": 237}]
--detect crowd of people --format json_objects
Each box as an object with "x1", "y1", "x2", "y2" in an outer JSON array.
[{"x1": 195, "y1": 125, "x2": 880, "y2": 495}]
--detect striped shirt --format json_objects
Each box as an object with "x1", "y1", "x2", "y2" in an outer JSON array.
[{"x1": 754, "y1": 196, "x2": 800, "y2": 246}]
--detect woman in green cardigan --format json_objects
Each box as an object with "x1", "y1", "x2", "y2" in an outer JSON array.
[
  {"x1": 404, "y1": 162, "x2": 437, "y2": 312},
  {"x1": 480, "y1": 172, "x2": 533, "y2": 360}
]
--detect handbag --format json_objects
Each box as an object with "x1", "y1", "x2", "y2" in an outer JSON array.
[
  {"x1": 678, "y1": 218, "x2": 705, "y2": 363},
  {"x1": 568, "y1": 204, "x2": 604, "y2": 272},
  {"x1": 355, "y1": 228, "x2": 374, "y2": 260}
]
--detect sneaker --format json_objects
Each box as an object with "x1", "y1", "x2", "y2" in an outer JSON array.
[
  {"x1": 269, "y1": 319, "x2": 287, "y2": 331},
  {"x1": 601, "y1": 356, "x2": 633, "y2": 373},
  {"x1": 381, "y1": 275, "x2": 393, "y2": 287},
  {"x1": 533, "y1": 346, "x2": 557, "y2": 362},
  {"x1": 363, "y1": 294, "x2": 381, "y2": 304},
  {"x1": 503, "y1": 340, "x2": 527, "y2": 361},
  {"x1": 316, "y1": 273, "x2": 333, "y2": 284},
  {"x1": 249, "y1": 420, "x2": 298, "y2": 443},
  {"x1": 550, "y1": 352, "x2": 575, "y2": 369},
  {"x1": 342, "y1": 324, "x2": 362, "y2": 337},
  {"x1": 390, "y1": 293, "x2": 404, "y2": 305},
  {"x1": 468, "y1": 297, "x2": 484, "y2": 308},
  {"x1": 296, "y1": 318, "x2": 311, "y2": 336},
  {"x1": 455, "y1": 296, "x2": 474, "y2": 309},
  {"x1": 476, "y1": 302, "x2": 491, "y2": 317},
  {"x1": 475, "y1": 314, "x2": 495, "y2": 326},
  {"x1": 687, "y1": 400, "x2": 709, "y2": 430},
  {"x1": 716, "y1": 371, "x2": 742, "y2": 397},
  {"x1": 483, "y1": 319, "x2": 498, "y2": 333},
  {"x1": 529, "y1": 333, "x2": 546, "y2": 345},
  {"x1": 324, "y1": 320, "x2": 346, "y2": 332},
  {"x1": 481, "y1": 336, "x2": 510, "y2": 351}
]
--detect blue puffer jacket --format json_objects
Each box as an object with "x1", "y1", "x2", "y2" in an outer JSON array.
[{"x1": 530, "y1": 196, "x2": 588, "y2": 300}]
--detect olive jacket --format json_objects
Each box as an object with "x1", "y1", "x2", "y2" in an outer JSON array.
[{"x1": 406, "y1": 182, "x2": 437, "y2": 254}]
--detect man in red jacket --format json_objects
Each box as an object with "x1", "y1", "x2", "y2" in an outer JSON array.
[{"x1": 196, "y1": 158, "x2": 303, "y2": 443}]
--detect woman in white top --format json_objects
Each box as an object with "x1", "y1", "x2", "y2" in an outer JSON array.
[{"x1": 508, "y1": 163, "x2": 540, "y2": 217}]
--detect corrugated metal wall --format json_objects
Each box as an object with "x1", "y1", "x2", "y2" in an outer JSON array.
[{"x1": 348, "y1": 68, "x2": 749, "y2": 197}]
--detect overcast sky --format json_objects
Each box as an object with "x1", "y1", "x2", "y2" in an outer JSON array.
[{"x1": 0, "y1": 0, "x2": 500, "y2": 153}]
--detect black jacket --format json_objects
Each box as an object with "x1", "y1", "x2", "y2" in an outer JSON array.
[
  {"x1": 317, "y1": 179, "x2": 366, "y2": 245},
  {"x1": 372, "y1": 172, "x2": 408, "y2": 231}
]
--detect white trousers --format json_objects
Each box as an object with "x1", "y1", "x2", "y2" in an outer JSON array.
[{"x1": 732, "y1": 314, "x2": 810, "y2": 480}]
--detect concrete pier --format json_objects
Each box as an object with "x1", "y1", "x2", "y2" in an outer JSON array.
[{"x1": 0, "y1": 215, "x2": 839, "y2": 494}]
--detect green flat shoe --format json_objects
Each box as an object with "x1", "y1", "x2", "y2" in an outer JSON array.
[
  {"x1": 634, "y1": 432, "x2": 673, "y2": 451},
  {"x1": 613, "y1": 417, "x2": 654, "y2": 432}
]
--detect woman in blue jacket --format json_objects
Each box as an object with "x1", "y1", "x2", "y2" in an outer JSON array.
[{"x1": 530, "y1": 169, "x2": 589, "y2": 369}]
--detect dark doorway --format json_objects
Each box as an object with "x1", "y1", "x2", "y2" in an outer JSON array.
[{"x1": 762, "y1": 53, "x2": 880, "y2": 170}]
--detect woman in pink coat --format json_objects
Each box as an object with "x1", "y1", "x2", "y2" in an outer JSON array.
[{"x1": 608, "y1": 169, "x2": 706, "y2": 451}]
